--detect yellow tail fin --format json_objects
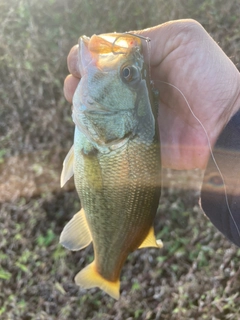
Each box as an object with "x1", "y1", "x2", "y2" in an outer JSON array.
[{"x1": 74, "y1": 261, "x2": 120, "y2": 300}]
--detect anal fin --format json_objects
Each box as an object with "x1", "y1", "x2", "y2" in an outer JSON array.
[
  {"x1": 75, "y1": 261, "x2": 120, "y2": 300},
  {"x1": 61, "y1": 145, "x2": 74, "y2": 187},
  {"x1": 138, "y1": 226, "x2": 163, "y2": 249},
  {"x1": 59, "y1": 208, "x2": 92, "y2": 251}
]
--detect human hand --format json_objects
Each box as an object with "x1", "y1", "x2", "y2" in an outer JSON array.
[{"x1": 64, "y1": 19, "x2": 240, "y2": 170}]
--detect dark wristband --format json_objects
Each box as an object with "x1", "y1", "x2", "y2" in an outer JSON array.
[{"x1": 201, "y1": 109, "x2": 240, "y2": 246}]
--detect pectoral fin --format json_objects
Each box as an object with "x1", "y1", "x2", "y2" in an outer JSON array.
[
  {"x1": 138, "y1": 226, "x2": 163, "y2": 249},
  {"x1": 59, "y1": 208, "x2": 92, "y2": 251},
  {"x1": 75, "y1": 261, "x2": 120, "y2": 300},
  {"x1": 61, "y1": 145, "x2": 74, "y2": 187}
]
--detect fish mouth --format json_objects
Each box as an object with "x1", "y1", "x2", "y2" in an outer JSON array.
[
  {"x1": 78, "y1": 33, "x2": 142, "y2": 76},
  {"x1": 78, "y1": 33, "x2": 142, "y2": 73},
  {"x1": 88, "y1": 33, "x2": 142, "y2": 55}
]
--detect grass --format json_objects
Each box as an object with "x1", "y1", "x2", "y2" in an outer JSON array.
[{"x1": 1, "y1": 0, "x2": 240, "y2": 319}]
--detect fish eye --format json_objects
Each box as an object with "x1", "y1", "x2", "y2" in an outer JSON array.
[
  {"x1": 121, "y1": 65, "x2": 139, "y2": 83},
  {"x1": 123, "y1": 67, "x2": 131, "y2": 79}
]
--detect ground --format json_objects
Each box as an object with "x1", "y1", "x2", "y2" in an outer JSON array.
[{"x1": 1, "y1": 0, "x2": 240, "y2": 319}]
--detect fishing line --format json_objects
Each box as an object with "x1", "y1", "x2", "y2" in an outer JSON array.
[
  {"x1": 159, "y1": 80, "x2": 240, "y2": 240},
  {"x1": 146, "y1": 37, "x2": 152, "y2": 83}
]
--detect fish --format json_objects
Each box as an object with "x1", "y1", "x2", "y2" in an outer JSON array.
[{"x1": 59, "y1": 32, "x2": 162, "y2": 299}]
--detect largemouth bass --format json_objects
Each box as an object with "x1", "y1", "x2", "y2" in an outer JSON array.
[{"x1": 60, "y1": 33, "x2": 162, "y2": 299}]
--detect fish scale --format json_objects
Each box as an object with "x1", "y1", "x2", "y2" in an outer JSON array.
[{"x1": 75, "y1": 140, "x2": 160, "y2": 281}]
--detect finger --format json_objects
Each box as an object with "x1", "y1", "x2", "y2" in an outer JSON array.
[
  {"x1": 64, "y1": 75, "x2": 80, "y2": 103},
  {"x1": 67, "y1": 45, "x2": 80, "y2": 77}
]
